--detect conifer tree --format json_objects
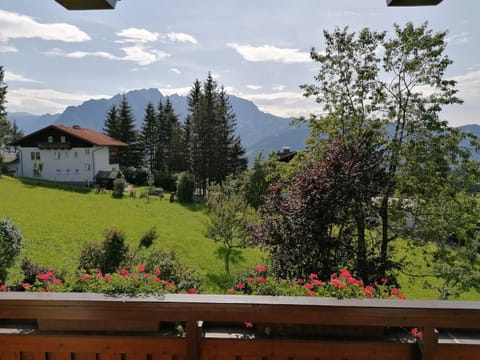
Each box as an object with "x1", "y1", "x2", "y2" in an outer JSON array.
[
  {"x1": 116, "y1": 94, "x2": 140, "y2": 168},
  {"x1": 139, "y1": 101, "x2": 158, "y2": 172},
  {"x1": 103, "y1": 104, "x2": 120, "y2": 139}
]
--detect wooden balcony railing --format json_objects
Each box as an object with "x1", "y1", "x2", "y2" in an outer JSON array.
[{"x1": 1, "y1": 293, "x2": 479, "y2": 360}]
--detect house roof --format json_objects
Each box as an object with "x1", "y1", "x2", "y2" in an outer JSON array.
[{"x1": 11, "y1": 125, "x2": 127, "y2": 147}]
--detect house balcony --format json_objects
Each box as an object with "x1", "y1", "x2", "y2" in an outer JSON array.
[
  {"x1": 37, "y1": 142, "x2": 72, "y2": 150},
  {"x1": 1, "y1": 293, "x2": 479, "y2": 360}
]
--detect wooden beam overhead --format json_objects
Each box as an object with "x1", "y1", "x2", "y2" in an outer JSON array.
[
  {"x1": 387, "y1": 0, "x2": 443, "y2": 6},
  {"x1": 55, "y1": 0, "x2": 119, "y2": 10}
]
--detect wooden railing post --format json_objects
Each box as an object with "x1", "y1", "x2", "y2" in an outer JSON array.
[
  {"x1": 186, "y1": 320, "x2": 201, "y2": 360},
  {"x1": 420, "y1": 327, "x2": 438, "y2": 360}
]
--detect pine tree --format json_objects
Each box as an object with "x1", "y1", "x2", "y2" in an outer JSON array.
[
  {"x1": 139, "y1": 102, "x2": 158, "y2": 172},
  {"x1": 103, "y1": 104, "x2": 120, "y2": 139},
  {"x1": 116, "y1": 94, "x2": 140, "y2": 168},
  {"x1": 6, "y1": 119, "x2": 24, "y2": 152},
  {"x1": 0, "y1": 66, "x2": 9, "y2": 151}
]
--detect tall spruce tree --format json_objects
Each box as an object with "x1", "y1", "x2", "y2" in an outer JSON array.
[
  {"x1": 0, "y1": 66, "x2": 9, "y2": 151},
  {"x1": 139, "y1": 102, "x2": 158, "y2": 172},
  {"x1": 186, "y1": 73, "x2": 247, "y2": 195},
  {"x1": 117, "y1": 94, "x2": 141, "y2": 168},
  {"x1": 103, "y1": 104, "x2": 120, "y2": 139}
]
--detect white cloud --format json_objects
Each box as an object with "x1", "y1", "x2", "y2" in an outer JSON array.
[
  {"x1": 227, "y1": 43, "x2": 311, "y2": 63},
  {"x1": 272, "y1": 85, "x2": 286, "y2": 91},
  {"x1": 0, "y1": 44, "x2": 18, "y2": 53},
  {"x1": 446, "y1": 32, "x2": 469, "y2": 45},
  {"x1": 166, "y1": 32, "x2": 198, "y2": 44},
  {"x1": 0, "y1": 9, "x2": 90, "y2": 43},
  {"x1": 7, "y1": 88, "x2": 109, "y2": 114},
  {"x1": 4, "y1": 71, "x2": 40, "y2": 84},
  {"x1": 117, "y1": 28, "x2": 160, "y2": 43},
  {"x1": 246, "y1": 84, "x2": 262, "y2": 90},
  {"x1": 170, "y1": 68, "x2": 181, "y2": 74}
]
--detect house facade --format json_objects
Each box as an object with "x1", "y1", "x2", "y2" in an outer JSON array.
[{"x1": 11, "y1": 125, "x2": 127, "y2": 185}]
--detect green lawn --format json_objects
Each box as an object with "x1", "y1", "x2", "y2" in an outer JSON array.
[{"x1": 0, "y1": 176, "x2": 264, "y2": 291}]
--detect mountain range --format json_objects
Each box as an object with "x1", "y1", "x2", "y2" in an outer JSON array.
[
  {"x1": 7, "y1": 88, "x2": 480, "y2": 163},
  {"x1": 8, "y1": 88, "x2": 308, "y2": 163}
]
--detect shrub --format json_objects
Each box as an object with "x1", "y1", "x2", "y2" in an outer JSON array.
[
  {"x1": 112, "y1": 178, "x2": 126, "y2": 197},
  {"x1": 78, "y1": 242, "x2": 104, "y2": 271},
  {"x1": 177, "y1": 172, "x2": 195, "y2": 203},
  {"x1": 20, "y1": 258, "x2": 56, "y2": 285},
  {"x1": 155, "y1": 172, "x2": 177, "y2": 191},
  {"x1": 102, "y1": 229, "x2": 129, "y2": 274},
  {"x1": 122, "y1": 167, "x2": 149, "y2": 186},
  {"x1": 138, "y1": 227, "x2": 157, "y2": 249},
  {"x1": 0, "y1": 217, "x2": 23, "y2": 283}
]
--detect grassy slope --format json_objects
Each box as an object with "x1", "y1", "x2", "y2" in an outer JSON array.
[
  {"x1": 0, "y1": 176, "x2": 264, "y2": 291},
  {"x1": 1, "y1": 176, "x2": 478, "y2": 299}
]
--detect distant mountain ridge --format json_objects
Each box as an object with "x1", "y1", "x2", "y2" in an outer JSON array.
[{"x1": 7, "y1": 88, "x2": 480, "y2": 163}]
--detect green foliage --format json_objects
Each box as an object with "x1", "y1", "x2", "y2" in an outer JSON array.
[
  {"x1": 102, "y1": 229, "x2": 129, "y2": 274},
  {"x1": 0, "y1": 66, "x2": 9, "y2": 151},
  {"x1": 0, "y1": 217, "x2": 23, "y2": 283},
  {"x1": 112, "y1": 178, "x2": 126, "y2": 197},
  {"x1": 78, "y1": 229, "x2": 129, "y2": 274},
  {"x1": 298, "y1": 22, "x2": 479, "y2": 294},
  {"x1": 176, "y1": 171, "x2": 195, "y2": 203},
  {"x1": 138, "y1": 227, "x2": 157, "y2": 249},
  {"x1": 206, "y1": 176, "x2": 254, "y2": 274}
]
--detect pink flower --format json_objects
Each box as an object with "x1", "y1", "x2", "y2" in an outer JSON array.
[
  {"x1": 153, "y1": 277, "x2": 161, "y2": 283},
  {"x1": 236, "y1": 283, "x2": 246, "y2": 290},
  {"x1": 154, "y1": 268, "x2": 161, "y2": 275},
  {"x1": 257, "y1": 276, "x2": 266, "y2": 283},
  {"x1": 309, "y1": 273, "x2": 318, "y2": 279},
  {"x1": 104, "y1": 275, "x2": 111, "y2": 282},
  {"x1": 391, "y1": 288, "x2": 400, "y2": 295},
  {"x1": 244, "y1": 321, "x2": 253, "y2": 328},
  {"x1": 304, "y1": 283, "x2": 314, "y2": 290},
  {"x1": 313, "y1": 280, "x2": 324, "y2": 287},
  {"x1": 37, "y1": 272, "x2": 54, "y2": 281},
  {"x1": 120, "y1": 269, "x2": 129, "y2": 276},
  {"x1": 22, "y1": 283, "x2": 31, "y2": 289},
  {"x1": 297, "y1": 278, "x2": 304, "y2": 284},
  {"x1": 255, "y1": 265, "x2": 266, "y2": 272},
  {"x1": 381, "y1": 277, "x2": 388, "y2": 284},
  {"x1": 53, "y1": 278, "x2": 62, "y2": 285},
  {"x1": 137, "y1": 264, "x2": 145, "y2": 272},
  {"x1": 188, "y1": 288, "x2": 197, "y2": 294}
]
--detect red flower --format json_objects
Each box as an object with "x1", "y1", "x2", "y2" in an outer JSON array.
[
  {"x1": 154, "y1": 268, "x2": 161, "y2": 275},
  {"x1": 309, "y1": 273, "x2": 318, "y2": 279},
  {"x1": 104, "y1": 275, "x2": 111, "y2": 282},
  {"x1": 236, "y1": 283, "x2": 246, "y2": 290},
  {"x1": 381, "y1": 277, "x2": 388, "y2": 284},
  {"x1": 22, "y1": 283, "x2": 31, "y2": 289},
  {"x1": 391, "y1": 288, "x2": 400, "y2": 295},
  {"x1": 244, "y1": 321, "x2": 253, "y2": 328},
  {"x1": 153, "y1": 277, "x2": 161, "y2": 283},
  {"x1": 411, "y1": 328, "x2": 424, "y2": 341},
  {"x1": 137, "y1": 264, "x2": 145, "y2": 272},
  {"x1": 120, "y1": 268, "x2": 129, "y2": 276},
  {"x1": 255, "y1": 265, "x2": 266, "y2": 272},
  {"x1": 247, "y1": 277, "x2": 256, "y2": 283},
  {"x1": 188, "y1": 288, "x2": 197, "y2": 294},
  {"x1": 313, "y1": 279, "x2": 323, "y2": 287},
  {"x1": 0, "y1": 284, "x2": 7, "y2": 291},
  {"x1": 53, "y1": 279, "x2": 62, "y2": 285},
  {"x1": 297, "y1": 278, "x2": 304, "y2": 284},
  {"x1": 37, "y1": 272, "x2": 54, "y2": 281},
  {"x1": 257, "y1": 276, "x2": 266, "y2": 283}
]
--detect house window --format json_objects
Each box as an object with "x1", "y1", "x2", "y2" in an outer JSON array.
[
  {"x1": 54, "y1": 152, "x2": 61, "y2": 160},
  {"x1": 85, "y1": 148, "x2": 90, "y2": 155},
  {"x1": 75, "y1": 169, "x2": 79, "y2": 175},
  {"x1": 33, "y1": 169, "x2": 41, "y2": 177},
  {"x1": 65, "y1": 151, "x2": 70, "y2": 159},
  {"x1": 66, "y1": 169, "x2": 70, "y2": 175},
  {"x1": 85, "y1": 163, "x2": 91, "y2": 171},
  {"x1": 56, "y1": 169, "x2": 61, "y2": 175},
  {"x1": 31, "y1": 152, "x2": 40, "y2": 160},
  {"x1": 61, "y1": 136, "x2": 66, "y2": 143},
  {"x1": 74, "y1": 151, "x2": 78, "y2": 158},
  {"x1": 48, "y1": 136, "x2": 53, "y2": 143}
]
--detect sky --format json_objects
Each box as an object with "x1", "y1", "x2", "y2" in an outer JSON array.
[{"x1": 1, "y1": 0, "x2": 480, "y2": 127}]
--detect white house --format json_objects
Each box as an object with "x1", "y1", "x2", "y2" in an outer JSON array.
[{"x1": 11, "y1": 124, "x2": 127, "y2": 185}]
